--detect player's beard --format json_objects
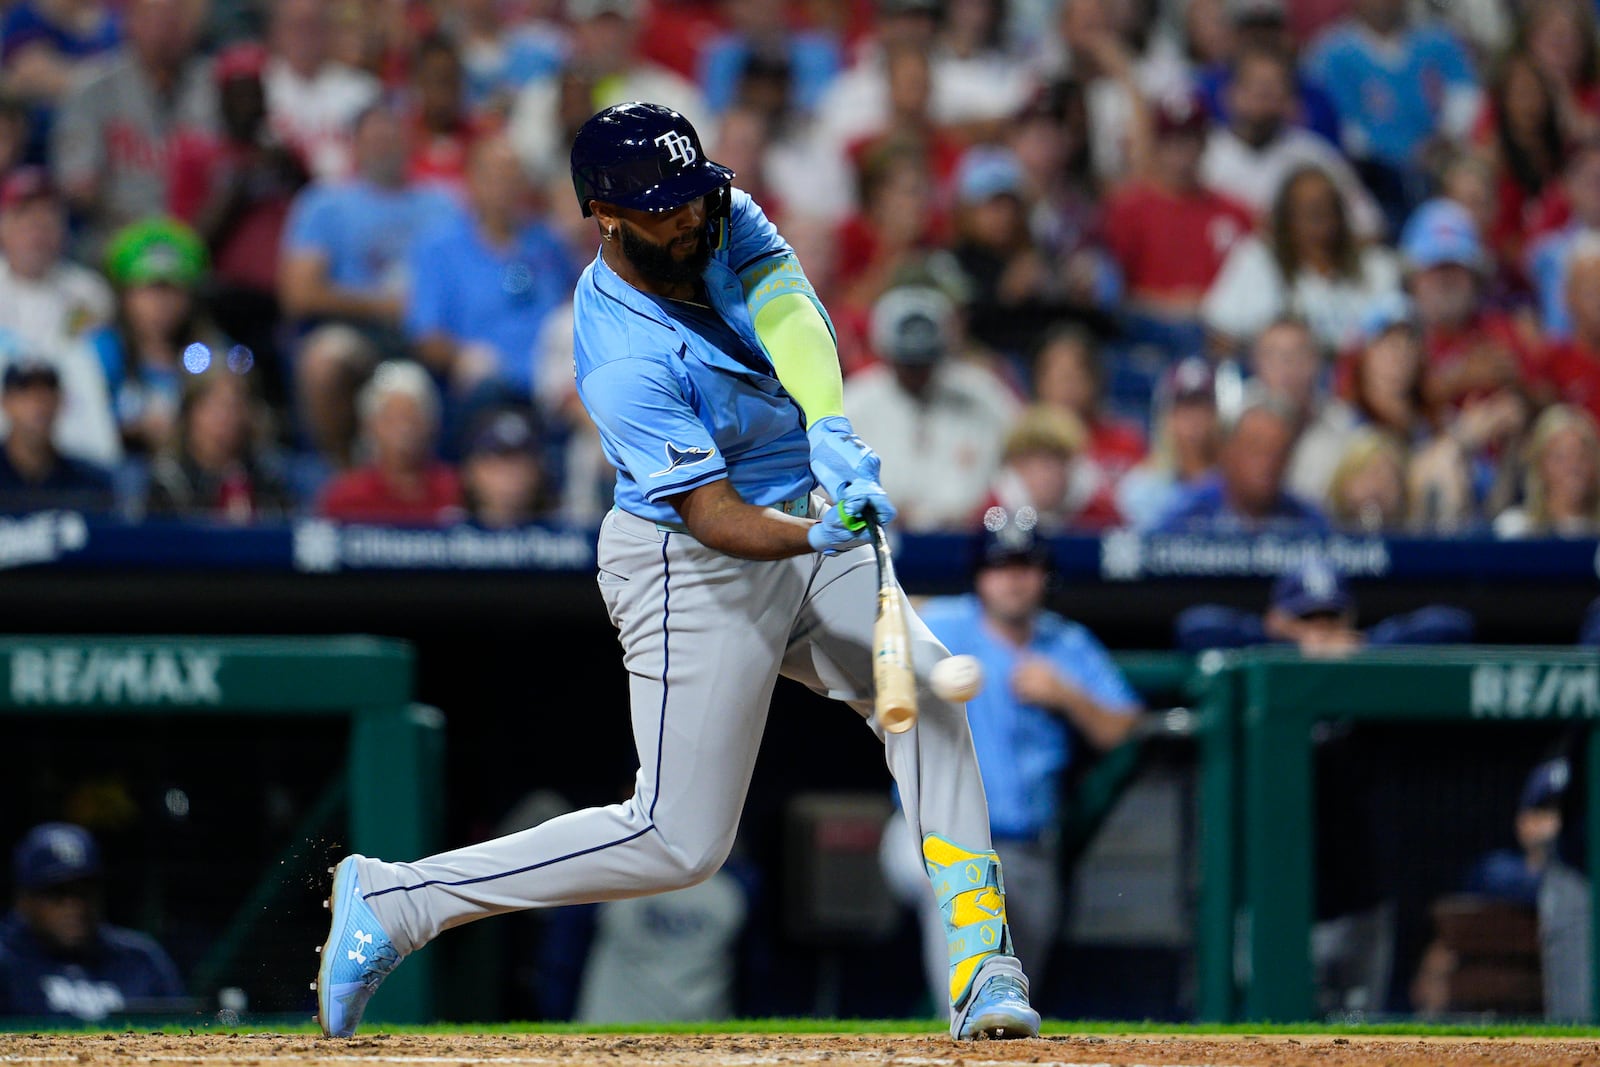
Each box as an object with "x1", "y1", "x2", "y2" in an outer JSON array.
[{"x1": 619, "y1": 222, "x2": 711, "y2": 289}]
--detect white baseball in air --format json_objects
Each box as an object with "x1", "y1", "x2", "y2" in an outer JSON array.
[{"x1": 930, "y1": 654, "x2": 984, "y2": 703}]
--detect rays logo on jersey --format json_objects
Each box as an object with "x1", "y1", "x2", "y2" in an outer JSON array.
[
  {"x1": 654, "y1": 131, "x2": 697, "y2": 166},
  {"x1": 651, "y1": 443, "x2": 715, "y2": 478}
]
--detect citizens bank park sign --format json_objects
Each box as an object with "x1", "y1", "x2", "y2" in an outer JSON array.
[{"x1": 1097, "y1": 530, "x2": 1392, "y2": 580}]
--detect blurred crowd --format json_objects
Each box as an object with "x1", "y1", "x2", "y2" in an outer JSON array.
[{"x1": 5, "y1": 0, "x2": 1600, "y2": 536}]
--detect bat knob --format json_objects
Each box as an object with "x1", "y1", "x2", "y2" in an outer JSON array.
[{"x1": 878, "y1": 705, "x2": 916, "y2": 734}]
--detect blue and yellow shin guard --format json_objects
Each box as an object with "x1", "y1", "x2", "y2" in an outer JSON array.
[
  {"x1": 923, "y1": 833, "x2": 1013, "y2": 1010},
  {"x1": 923, "y1": 833, "x2": 1040, "y2": 1039}
]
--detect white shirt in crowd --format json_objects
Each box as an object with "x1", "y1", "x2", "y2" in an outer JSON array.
[
  {"x1": 0, "y1": 258, "x2": 121, "y2": 465},
  {"x1": 1202, "y1": 237, "x2": 1402, "y2": 352},
  {"x1": 265, "y1": 57, "x2": 381, "y2": 180},
  {"x1": 843, "y1": 357, "x2": 1021, "y2": 531},
  {"x1": 0, "y1": 258, "x2": 113, "y2": 355},
  {"x1": 1201, "y1": 126, "x2": 1386, "y2": 240}
]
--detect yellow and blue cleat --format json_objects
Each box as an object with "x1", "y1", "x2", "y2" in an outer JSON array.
[{"x1": 315, "y1": 855, "x2": 401, "y2": 1038}]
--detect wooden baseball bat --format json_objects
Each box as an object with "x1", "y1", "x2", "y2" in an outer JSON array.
[{"x1": 868, "y1": 520, "x2": 918, "y2": 734}]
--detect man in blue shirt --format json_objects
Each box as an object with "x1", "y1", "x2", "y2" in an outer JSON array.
[
  {"x1": 1156, "y1": 390, "x2": 1330, "y2": 533},
  {"x1": 884, "y1": 518, "x2": 1140, "y2": 1006},
  {"x1": 315, "y1": 102, "x2": 1042, "y2": 1042},
  {"x1": 279, "y1": 105, "x2": 457, "y2": 465},
  {"x1": 1304, "y1": 0, "x2": 1479, "y2": 223},
  {"x1": 406, "y1": 135, "x2": 577, "y2": 410},
  {"x1": 0, "y1": 823, "x2": 184, "y2": 1021}
]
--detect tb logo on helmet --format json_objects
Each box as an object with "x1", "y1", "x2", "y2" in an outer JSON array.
[{"x1": 654, "y1": 131, "x2": 697, "y2": 167}]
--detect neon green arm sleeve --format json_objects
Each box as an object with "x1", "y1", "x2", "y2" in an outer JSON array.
[
  {"x1": 754, "y1": 292, "x2": 844, "y2": 426},
  {"x1": 742, "y1": 250, "x2": 843, "y2": 426}
]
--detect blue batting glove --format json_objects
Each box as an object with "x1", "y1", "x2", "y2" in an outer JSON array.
[
  {"x1": 807, "y1": 501, "x2": 873, "y2": 555},
  {"x1": 839, "y1": 479, "x2": 897, "y2": 528},
  {"x1": 807, "y1": 415, "x2": 881, "y2": 502}
]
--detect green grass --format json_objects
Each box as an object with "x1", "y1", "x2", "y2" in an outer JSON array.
[
  {"x1": 12, "y1": 1018, "x2": 1600, "y2": 1039},
  {"x1": 371, "y1": 1018, "x2": 1600, "y2": 1038}
]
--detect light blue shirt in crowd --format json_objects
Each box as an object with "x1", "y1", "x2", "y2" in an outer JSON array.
[
  {"x1": 1528, "y1": 224, "x2": 1580, "y2": 341},
  {"x1": 1304, "y1": 20, "x2": 1476, "y2": 167},
  {"x1": 283, "y1": 179, "x2": 458, "y2": 294},
  {"x1": 406, "y1": 206, "x2": 578, "y2": 393},
  {"x1": 918, "y1": 595, "x2": 1140, "y2": 840}
]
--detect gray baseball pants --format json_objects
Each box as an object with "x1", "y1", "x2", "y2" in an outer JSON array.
[{"x1": 355, "y1": 504, "x2": 995, "y2": 956}]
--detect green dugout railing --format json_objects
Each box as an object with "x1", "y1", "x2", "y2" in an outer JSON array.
[
  {"x1": 1191, "y1": 646, "x2": 1600, "y2": 1023},
  {"x1": 0, "y1": 636, "x2": 441, "y2": 1025}
]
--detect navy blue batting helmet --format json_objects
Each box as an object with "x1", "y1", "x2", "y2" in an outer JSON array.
[{"x1": 570, "y1": 102, "x2": 735, "y2": 219}]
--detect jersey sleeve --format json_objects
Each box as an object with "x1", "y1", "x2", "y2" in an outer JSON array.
[
  {"x1": 729, "y1": 192, "x2": 829, "y2": 320},
  {"x1": 579, "y1": 356, "x2": 728, "y2": 503},
  {"x1": 1056, "y1": 625, "x2": 1141, "y2": 712}
]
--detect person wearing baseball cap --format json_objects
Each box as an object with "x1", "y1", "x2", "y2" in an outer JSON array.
[
  {"x1": 843, "y1": 285, "x2": 1021, "y2": 530},
  {"x1": 92, "y1": 217, "x2": 226, "y2": 461},
  {"x1": 1175, "y1": 556, "x2": 1473, "y2": 654},
  {"x1": 1400, "y1": 197, "x2": 1539, "y2": 420},
  {"x1": 1116, "y1": 357, "x2": 1221, "y2": 528},
  {"x1": 0, "y1": 823, "x2": 184, "y2": 1019},
  {"x1": 0, "y1": 356, "x2": 114, "y2": 514},
  {"x1": 951, "y1": 146, "x2": 1079, "y2": 354},
  {"x1": 462, "y1": 409, "x2": 551, "y2": 528},
  {"x1": 880, "y1": 508, "x2": 1141, "y2": 1009},
  {"x1": 1458, "y1": 756, "x2": 1590, "y2": 1022}
]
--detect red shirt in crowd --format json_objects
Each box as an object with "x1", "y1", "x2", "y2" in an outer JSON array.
[
  {"x1": 167, "y1": 133, "x2": 304, "y2": 294},
  {"x1": 1102, "y1": 181, "x2": 1253, "y2": 305},
  {"x1": 1423, "y1": 313, "x2": 1545, "y2": 412},
  {"x1": 1542, "y1": 339, "x2": 1600, "y2": 423},
  {"x1": 318, "y1": 464, "x2": 464, "y2": 525},
  {"x1": 1084, "y1": 416, "x2": 1147, "y2": 487}
]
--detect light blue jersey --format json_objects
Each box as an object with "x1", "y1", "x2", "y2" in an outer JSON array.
[
  {"x1": 573, "y1": 188, "x2": 816, "y2": 523},
  {"x1": 1305, "y1": 20, "x2": 1476, "y2": 167},
  {"x1": 918, "y1": 595, "x2": 1140, "y2": 839}
]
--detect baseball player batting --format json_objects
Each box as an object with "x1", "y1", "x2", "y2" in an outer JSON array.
[{"x1": 313, "y1": 102, "x2": 1040, "y2": 1042}]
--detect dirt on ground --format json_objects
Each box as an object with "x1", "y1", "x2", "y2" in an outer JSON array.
[{"x1": 4, "y1": 1031, "x2": 1600, "y2": 1067}]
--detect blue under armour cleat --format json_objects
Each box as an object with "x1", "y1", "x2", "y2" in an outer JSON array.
[
  {"x1": 952, "y1": 955, "x2": 1041, "y2": 1040},
  {"x1": 316, "y1": 855, "x2": 401, "y2": 1038}
]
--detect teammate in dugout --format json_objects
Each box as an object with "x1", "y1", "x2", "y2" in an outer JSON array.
[
  {"x1": 0, "y1": 823, "x2": 184, "y2": 1021},
  {"x1": 312, "y1": 102, "x2": 1042, "y2": 1041}
]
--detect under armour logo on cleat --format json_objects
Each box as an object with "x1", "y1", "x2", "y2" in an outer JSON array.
[
  {"x1": 348, "y1": 930, "x2": 374, "y2": 965},
  {"x1": 650, "y1": 443, "x2": 715, "y2": 478}
]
